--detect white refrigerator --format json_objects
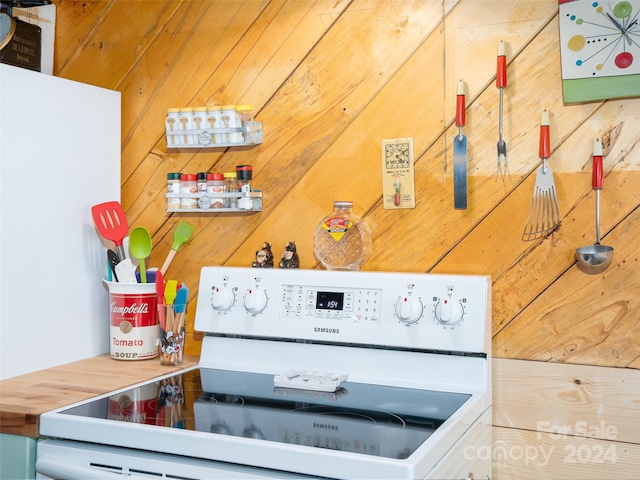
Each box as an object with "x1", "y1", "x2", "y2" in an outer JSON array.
[{"x1": 0, "y1": 64, "x2": 121, "y2": 379}]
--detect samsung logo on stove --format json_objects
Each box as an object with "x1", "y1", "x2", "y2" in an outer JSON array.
[{"x1": 314, "y1": 327, "x2": 340, "y2": 334}]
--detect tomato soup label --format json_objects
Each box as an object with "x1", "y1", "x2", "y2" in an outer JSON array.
[{"x1": 109, "y1": 291, "x2": 158, "y2": 360}]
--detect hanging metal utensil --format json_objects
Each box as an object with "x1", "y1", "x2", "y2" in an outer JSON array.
[
  {"x1": 522, "y1": 108, "x2": 561, "y2": 241},
  {"x1": 496, "y1": 39, "x2": 508, "y2": 180},
  {"x1": 575, "y1": 137, "x2": 614, "y2": 273},
  {"x1": 453, "y1": 79, "x2": 468, "y2": 210}
]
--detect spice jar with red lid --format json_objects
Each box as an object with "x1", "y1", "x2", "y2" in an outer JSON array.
[
  {"x1": 180, "y1": 174, "x2": 197, "y2": 209},
  {"x1": 206, "y1": 173, "x2": 226, "y2": 209},
  {"x1": 236, "y1": 165, "x2": 253, "y2": 191}
]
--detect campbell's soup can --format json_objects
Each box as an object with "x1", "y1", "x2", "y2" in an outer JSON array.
[
  {"x1": 108, "y1": 383, "x2": 159, "y2": 425},
  {"x1": 103, "y1": 280, "x2": 158, "y2": 360}
]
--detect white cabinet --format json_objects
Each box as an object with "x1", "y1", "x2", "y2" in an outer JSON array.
[{"x1": 0, "y1": 65, "x2": 120, "y2": 380}]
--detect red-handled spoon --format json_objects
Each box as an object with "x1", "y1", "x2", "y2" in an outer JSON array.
[{"x1": 576, "y1": 137, "x2": 614, "y2": 273}]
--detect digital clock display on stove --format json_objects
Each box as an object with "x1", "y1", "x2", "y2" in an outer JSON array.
[{"x1": 316, "y1": 291, "x2": 344, "y2": 311}]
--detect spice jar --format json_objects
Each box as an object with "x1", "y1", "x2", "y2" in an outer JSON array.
[
  {"x1": 180, "y1": 174, "x2": 197, "y2": 209},
  {"x1": 192, "y1": 107, "x2": 208, "y2": 145},
  {"x1": 223, "y1": 172, "x2": 238, "y2": 208},
  {"x1": 236, "y1": 165, "x2": 253, "y2": 191},
  {"x1": 206, "y1": 173, "x2": 226, "y2": 208},
  {"x1": 236, "y1": 104, "x2": 253, "y2": 143},
  {"x1": 178, "y1": 108, "x2": 195, "y2": 145},
  {"x1": 236, "y1": 104, "x2": 253, "y2": 123},
  {"x1": 167, "y1": 172, "x2": 181, "y2": 210},
  {"x1": 166, "y1": 109, "x2": 181, "y2": 146},
  {"x1": 220, "y1": 105, "x2": 241, "y2": 144},
  {"x1": 206, "y1": 106, "x2": 222, "y2": 144},
  {"x1": 197, "y1": 172, "x2": 208, "y2": 194}
]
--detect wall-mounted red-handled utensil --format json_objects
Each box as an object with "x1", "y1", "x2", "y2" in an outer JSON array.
[
  {"x1": 522, "y1": 109, "x2": 561, "y2": 241},
  {"x1": 453, "y1": 79, "x2": 468, "y2": 210},
  {"x1": 496, "y1": 39, "x2": 508, "y2": 180},
  {"x1": 91, "y1": 201, "x2": 129, "y2": 261},
  {"x1": 575, "y1": 137, "x2": 614, "y2": 273}
]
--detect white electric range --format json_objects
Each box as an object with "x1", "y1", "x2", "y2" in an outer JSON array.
[{"x1": 37, "y1": 267, "x2": 492, "y2": 479}]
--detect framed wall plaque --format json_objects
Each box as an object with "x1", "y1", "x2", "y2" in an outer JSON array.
[{"x1": 0, "y1": 17, "x2": 40, "y2": 71}]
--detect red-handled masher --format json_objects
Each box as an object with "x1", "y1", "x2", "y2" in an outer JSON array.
[
  {"x1": 453, "y1": 79, "x2": 468, "y2": 210},
  {"x1": 496, "y1": 39, "x2": 508, "y2": 180}
]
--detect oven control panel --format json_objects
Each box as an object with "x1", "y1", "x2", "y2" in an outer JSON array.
[
  {"x1": 195, "y1": 267, "x2": 490, "y2": 354},
  {"x1": 281, "y1": 285, "x2": 383, "y2": 323}
]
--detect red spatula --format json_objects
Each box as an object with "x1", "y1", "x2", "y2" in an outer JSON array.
[{"x1": 92, "y1": 201, "x2": 129, "y2": 261}]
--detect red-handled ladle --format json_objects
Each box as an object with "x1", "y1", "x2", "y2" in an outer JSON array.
[{"x1": 576, "y1": 137, "x2": 614, "y2": 273}]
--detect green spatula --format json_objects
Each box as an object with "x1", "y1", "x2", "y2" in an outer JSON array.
[
  {"x1": 129, "y1": 226, "x2": 152, "y2": 283},
  {"x1": 160, "y1": 221, "x2": 195, "y2": 275}
]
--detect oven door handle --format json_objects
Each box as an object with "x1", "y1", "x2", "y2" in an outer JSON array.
[{"x1": 36, "y1": 454, "x2": 138, "y2": 479}]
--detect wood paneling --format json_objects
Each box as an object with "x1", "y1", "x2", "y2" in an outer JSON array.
[
  {"x1": 493, "y1": 359, "x2": 640, "y2": 444},
  {"x1": 51, "y1": 0, "x2": 639, "y2": 365},
  {"x1": 493, "y1": 358, "x2": 640, "y2": 479},
  {"x1": 493, "y1": 427, "x2": 640, "y2": 480}
]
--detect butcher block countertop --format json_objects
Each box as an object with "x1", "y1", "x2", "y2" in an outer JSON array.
[{"x1": 0, "y1": 354, "x2": 199, "y2": 438}]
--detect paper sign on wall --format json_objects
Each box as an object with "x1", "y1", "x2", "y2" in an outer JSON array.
[{"x1": 382, "y1": 138, "x2": 415, "y2": 210}]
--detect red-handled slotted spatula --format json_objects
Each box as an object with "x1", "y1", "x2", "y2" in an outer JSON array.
[
  {"x1": 522, "y1": 109, "x2": 561, "y2": 241},
  {"x1": 92, "y1": 201, "x2": 129, "y2": 261}
]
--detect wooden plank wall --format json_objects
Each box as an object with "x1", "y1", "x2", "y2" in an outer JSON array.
[
  {"x1": 51, "y1": 1, "x2": 639, "y2": 478},
  {"x1": 493, "y1": 358, "x2": 640, "y2": 478}
]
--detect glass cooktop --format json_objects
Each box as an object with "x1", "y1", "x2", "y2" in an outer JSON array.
[{"x1": 59, "y1": 368, "x2": 470, "y2": 460}]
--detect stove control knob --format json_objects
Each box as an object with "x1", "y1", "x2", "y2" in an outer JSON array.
[
  {"x1": 211, "y1": 286, "x2": 235, "y2": 312},
  {"x1": 244, "y1": 287, "x2": 268, "y2": 314},
  {"x1": 435, "y1": 298, "x2": 464, "y2": 326},
  {"x1": 395, "y1": 296, "x2": 423, "y2": 324}
]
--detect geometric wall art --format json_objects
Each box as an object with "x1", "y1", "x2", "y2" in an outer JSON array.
[{"x1": 558, "y1": 0, "x2": 640, "y2": 103}]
